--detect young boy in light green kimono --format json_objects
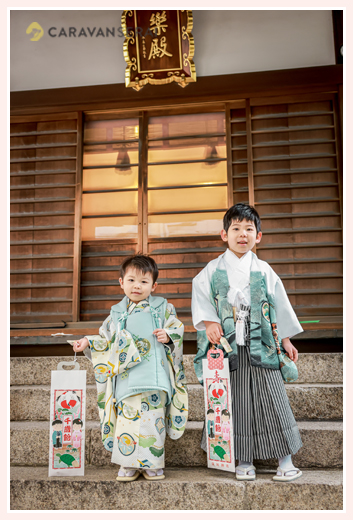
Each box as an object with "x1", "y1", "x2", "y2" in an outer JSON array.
[{"x1": 73, "y1": 255, "x2": 188, "y2": 482}]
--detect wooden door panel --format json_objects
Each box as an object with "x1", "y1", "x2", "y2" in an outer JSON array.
[
  {"x1": 10, "y1": 113, "x2": 81, "y2": 325},
  {"x1": 246, "y1": 95, "x2": 342, "y2": 321}
]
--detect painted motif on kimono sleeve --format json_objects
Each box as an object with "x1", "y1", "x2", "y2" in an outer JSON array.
[
  {"x1": 107, "y1": 329, "x2": 142, "y2": 376},
  {"x1": 85, "y1": 314, "x2": 119, "y2": 453},
  {"x1": 158, "y1": 303, "x2": 187, "y2": 439},
  {"x1": 165, "y1": 351, "x2": 188, "y2": 439},
  {"x1": 163, "y1": 303, "x2": 184, "y2": 358}
]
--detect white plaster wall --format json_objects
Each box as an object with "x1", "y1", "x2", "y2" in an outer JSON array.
[{"x1": 10, "y1": 9, "x2": 336, "y2": 91}]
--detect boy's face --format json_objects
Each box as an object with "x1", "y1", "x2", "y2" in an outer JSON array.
[
  {"x1": 119, "y1": 267, "x2": 157, "y2": 303},
  {"x1": 221, "y1": 218, "x2": 262, "y2": 258}
]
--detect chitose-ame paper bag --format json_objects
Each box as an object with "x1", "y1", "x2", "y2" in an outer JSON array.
[
  {"x1": 202, "y1": 347, "x2": 235, "y2": 473},
  {"x1": 49, "y1": 353, "x2": 86, "y2": 477}
]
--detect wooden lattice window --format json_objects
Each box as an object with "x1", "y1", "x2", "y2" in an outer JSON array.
[
  {"x1": 229, "y1": 93, "x2": 343, "y2": 320},
  {"x1": 79, "y1": 109, "x2": 231, "y2": 324},
  {"x1": 10, "y1": 112, "x2": 83, "y2": 325}
]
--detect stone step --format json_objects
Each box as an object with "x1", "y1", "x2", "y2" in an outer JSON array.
[
  {"x1": 10, "y1": 466, "x2": 343, "y2": 510},
  {"x1": 10, "y1": 382, "x2": 343, "y2": 422},
  {"x1": 10, "y1": 420, "x2": 343, "y2": 469},
  {"x1": 10, "y1": 352, "x2": 343, "y2": 387}
]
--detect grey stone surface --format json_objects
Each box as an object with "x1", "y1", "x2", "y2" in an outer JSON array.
[
  {"x1": 296, "y1": 353, "x2": 343, "y2": 384},
  {"x1": 285, "y1": 384, "x2": 343, "y2": 421},
  {"x1": 10, "y1": 420, "x2": 342, "y2": 468},
  {"x1": 10, "y1": 466, "x2": 343, "y2": 510},
  {"x1": 10, "y1": 382, "x2": 343, "y2": 422},
  {"x1": 245, "y1": 470, "x2": 343, "y2": 511},
  {"x1": 10, "y1": 356, "x2": 94, "y2": 386},
  {"x1": 10, "y1": 352, "x2": 343, "y2": 386}
]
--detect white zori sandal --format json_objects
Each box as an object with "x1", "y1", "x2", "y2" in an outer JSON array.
[
  {"x1": 116, "y1": 467, "x2": 140, "y2": 482},
  {"x1": 273, "y1": 467, "x2": 302, "y2": 482},
  {"x1": 142, "y1": 468, "x2": 165, "y2": 481},
  {"x1": 235, "y1": 464, "x2": 256, "y2": 481}
]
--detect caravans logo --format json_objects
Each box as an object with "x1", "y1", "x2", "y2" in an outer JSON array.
[
  {"x1": 48, "y1": 27, "x2": 125, "y2": 38},
  {"x1": 25, "y1": 23, "x2": 165, "y2": 41},
  {"x1": 26, "y1": 22, "x2": 44, "y2": 41}
]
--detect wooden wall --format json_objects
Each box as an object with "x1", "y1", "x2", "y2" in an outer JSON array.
[
  {"x1": 230, "y1": 93, "x2": 343, "y2": 319},
  {"x1": 10, "y1": 112, "x2": 83, "y2": 324},
  {"x1": 10, "y1": 69, "x2": 343, "y2": 331}
]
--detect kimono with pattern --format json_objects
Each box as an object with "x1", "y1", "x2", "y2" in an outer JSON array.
[{"x1": 84, "y1": 296, "x2": 188, "y2": 459}]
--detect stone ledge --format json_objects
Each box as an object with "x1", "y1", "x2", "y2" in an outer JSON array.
[
  {"x1": 10, "y1": 466, "x2": 343, "y2": 510},
  {"x1": 10, "y1": 353, "x2": 343, "y2": 386},
  {"x1": 10, "y1": 383, "x2": 343, "y2": 422},
  {"x1": 10, "y1": 420, "x2": 343, "y2": 469}
]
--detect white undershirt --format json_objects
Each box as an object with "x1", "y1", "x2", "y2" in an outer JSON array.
[{"x1": 224, "y1": 249, "x2": 251, "y2": 308}]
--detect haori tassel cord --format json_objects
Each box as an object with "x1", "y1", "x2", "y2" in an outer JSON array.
[{"x1": 236, "y1": 309, "x2": 248, "y2": 346}]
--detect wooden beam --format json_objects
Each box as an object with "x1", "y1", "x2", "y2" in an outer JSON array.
[
  {"x1": 332, "y1": 10, "x2": 343, "y2": 65},
  {"x1": 139, "y1": 111, "x2": 148, "y2": 254},
  {"x1": 72, "y1": 112, "x2": 83, "y2": 321},
  {"x1": 10, "y1": 66, "x2": 343, "y2": 116},
  {"x1": 225, "y1": 103, "x2": 233, "y2": 209}
]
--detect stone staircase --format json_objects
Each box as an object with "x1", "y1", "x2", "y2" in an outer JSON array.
[{"x1": 10, "y1": 353, "x2": 343, "y2": 510}]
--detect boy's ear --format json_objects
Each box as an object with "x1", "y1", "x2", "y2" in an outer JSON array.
[
  {"x1": 151, "y1": 281, "x2": 158, "y2": 292},
  {"x1": 255, "y1": 232, "x2": 262, "y2": 244},
  {"x1": 220, "y1": 229, "x2": 228, "y2": 242},
  {"x1": 119, "y1": 277, "x2": 123, "y2": 287}
]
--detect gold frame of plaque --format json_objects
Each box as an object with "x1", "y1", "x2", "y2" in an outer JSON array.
[{"x1": 122, "y1": 10, "x2": 196, "y2": 91}]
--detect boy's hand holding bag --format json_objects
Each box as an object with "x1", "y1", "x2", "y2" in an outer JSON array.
[
  {"x1": 276, "y1": 345, "x2": 299, "y2": 383},
  {"x1": 271, "y1": 324, "x2": 298, "y2": 383}
]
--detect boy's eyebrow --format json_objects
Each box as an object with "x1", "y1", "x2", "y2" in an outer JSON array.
[
  {"x1": 126, "y1": 273, "x2": 152, "y2": 280},
  {"x1": 231, "y1": 221, "x2": 255, "y2": 227}
]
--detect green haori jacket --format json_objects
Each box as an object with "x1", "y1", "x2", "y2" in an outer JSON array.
[{"x1": 193, "y1": 255, "x2": 287, "y2": 385}]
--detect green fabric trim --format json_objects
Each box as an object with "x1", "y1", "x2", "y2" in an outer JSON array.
[{"x1": 194, "y1": 259, "x2": 283, "y2": 385}]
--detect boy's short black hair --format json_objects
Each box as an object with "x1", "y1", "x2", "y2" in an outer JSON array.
[
  {"x1": 120, "y1": 254, "x2": 159, "y2": 284},
  {"x1": 223, "y1": 203, "x2": 261, "y2": 234},
  {"x1": 52, "y1": 419, "x2": 62, "y2": 426},
  {"x1": 207, "y1": 408, "x2": 215, "y2": 415}
]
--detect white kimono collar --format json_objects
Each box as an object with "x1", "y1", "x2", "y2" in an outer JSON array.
[
  {"x1": 224, "y1": 249, "x2": 253, "y2": 307},
  {"x1": 224, "y1": 248, "x2": 252, "y2": 273}
]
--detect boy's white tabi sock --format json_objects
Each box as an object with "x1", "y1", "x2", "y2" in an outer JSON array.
[
  {"x1": 118, "y1": 467, "x2": 137, "y2": 477},
  {"x1": 145, "y1": 468, "x2": 164, "y2": 476},
  {"x1": 277, "y1": 454, "x2": 297, "y2": 476},
  {"x1": 236, "y1": 460, "x2": 255, "y2": 476}
]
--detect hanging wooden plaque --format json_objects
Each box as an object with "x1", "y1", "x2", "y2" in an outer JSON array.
[{"x1": 122, "y1": 10, "x2": 196, "y2": 91}]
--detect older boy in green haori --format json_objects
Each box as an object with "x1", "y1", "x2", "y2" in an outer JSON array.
[
  {"x1": 74, "y1": 255, "x2": 188, "y2": 482},
  {"x1": 192, "y1": 203, "x2": 303, "y2": 482}
]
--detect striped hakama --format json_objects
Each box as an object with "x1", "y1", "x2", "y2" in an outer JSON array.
[{"x1": 201, "y1": 339, "x2": 302, "y2": 462}]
